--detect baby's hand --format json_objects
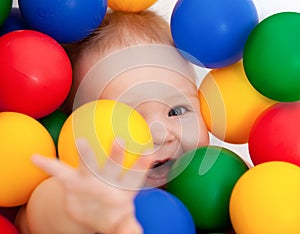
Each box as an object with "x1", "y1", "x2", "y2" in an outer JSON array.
[{"x1": 31, "y1": 138, "x2": 152, "y2": 234}]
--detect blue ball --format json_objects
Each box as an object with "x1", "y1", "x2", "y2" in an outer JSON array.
[
  {"x1": 18, "y1": 0, "x2": 107, "y2": 43},
  {"x1": 134, "y1": 188, "x2": 196, "y2": 234},
  {"x1": 171, "y1": 0, "x2": 258, "y2": 68},
  {"x1": 0, "y1": 8, "x2": 28, "y2": 36}
]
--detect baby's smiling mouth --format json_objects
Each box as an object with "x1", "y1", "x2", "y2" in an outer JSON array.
[
  {"x1": 145, "y1": 158, "x2": 176, "y2": 187},
  {"x1": 151, "y1": 158, "x2": 173, "y2": 169}
]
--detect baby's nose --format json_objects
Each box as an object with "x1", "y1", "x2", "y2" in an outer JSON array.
[{"x1": 149, "y1": 121, "x2": 173, "y2": 145}]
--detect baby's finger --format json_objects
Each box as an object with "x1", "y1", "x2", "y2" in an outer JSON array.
[
  {"x1": 116, "y1": 149, "x2": 154, "y2": 189},
  {"x1": 100, "y1": 139, "x2": 125, "y2": 178},
  {"x1": 96, "y1": 139, "x2": 145, "y2": 189},
  {"x1": 130, "y1": 149, "x2": 154, "y2": 171},
  {"x1": 31, "y1": 154, "x2": 74, "y2": 181},
  {"x1": 75, "y1": 138, "x2": 101, "y2": 176}
]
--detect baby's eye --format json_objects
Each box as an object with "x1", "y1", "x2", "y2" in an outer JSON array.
[{"x1": 168, "y1": 106, "x2": 188, "y2": 117}]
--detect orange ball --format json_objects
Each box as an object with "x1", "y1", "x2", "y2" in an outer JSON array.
[
  {"x1": 199, "y1": 61, "x2": 276, "y2": 144},
  {"x1": 230, "y1": 161, "x2": 300, "y2": 233},
  {"x1": 108, "y1": 0, "x2": 157, "y2": 13},
  {"x1": 0, "y1": 112, "x2": 56, "y2": 206}
]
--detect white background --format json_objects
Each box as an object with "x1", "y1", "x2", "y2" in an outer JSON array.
[{"x1": 11, "y1": 0, "x2": 300, "y2": 165}]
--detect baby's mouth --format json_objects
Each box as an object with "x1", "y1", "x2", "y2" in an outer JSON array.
[
  {"x1": 145, "y1": 158, "x2": 176, "y2": 187},
  {"x1": 151, "y1": 158, "x2": 173, "y2": 169}
]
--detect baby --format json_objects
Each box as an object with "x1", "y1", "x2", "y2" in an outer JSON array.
[{"x1": 16, "y1": 10, "x2": 209, "y2": 234}]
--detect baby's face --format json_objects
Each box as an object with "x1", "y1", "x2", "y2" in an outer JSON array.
[
  {"x1": 100, "y1": 66, "x2": 209, "y2": 187},
  {"x1": 69, "y1": 46, "x2": 209, "y2": 187}
]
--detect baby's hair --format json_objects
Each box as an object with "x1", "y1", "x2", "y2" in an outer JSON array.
[
  {"x1": 61, "y1": 9, "x2": 175, "y2": 113},
  {"x1": 65, "y1": 10, "x2": 174, "y2": 66}
]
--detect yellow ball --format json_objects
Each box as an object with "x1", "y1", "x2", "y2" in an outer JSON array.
[
  {"x1": 108, "y1": 0, "x2": 157, "y2": 13},
  {"x1": 58, "y1": 100, "x2": 153, "y2": 169},
  {"x1": 0, "y1": 112, "x2": 56, "y2": 207},
  {"x1": 230, "y1": 161, "x2": 300, "y2": 234},
  {"x1": 199, "y1": 61, "x2": 277, "y2": 144}
]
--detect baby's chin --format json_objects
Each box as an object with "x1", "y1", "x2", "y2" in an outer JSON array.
[{"x1": 144, "y1": 159, "x2": 176, "y2": 188}]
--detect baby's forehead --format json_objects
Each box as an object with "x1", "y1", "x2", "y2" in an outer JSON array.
[
  {"x1": 100, "y1": 67, "x2": 198, "y2": 107},
  {"x1": 111, "y1": 65, "x2": 196, "y2": 87},
  {"x1": 73, "y1": 45, "x2": 197, "y2": 109}
]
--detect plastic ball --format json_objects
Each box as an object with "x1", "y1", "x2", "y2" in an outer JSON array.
[
  {"x1": 0, "y1": 30, "x2": 72, "y2": 119},
  {"x1": 0, "y1": 0, "x2": 12, "y2": 27},
  {"x1": 18, "y1": 0, "x2": 107, "y2": 43},
  {"x1": 199, "y1": 61, "x2": 277, "y2": 144},
  {"x1": 39, "y1": 110, "x2": 68, "y2": 147},
  {"x1": 108, "y1": 0, "x2": 157, "y2": 13},
  {"x1": 0, "y1": 7, "x2": 28, "y2": 36},
  {"x1": 58, "y1": 100, "x2": 153, "y2": 170},
  {"x1": 0, "y1": 214, "x2": 20, "y2": 234},
  {"x1": 134, "y1": 188, "x2": 196, "y2": 234},
  {"x1": 243, "y1": 12, "x2": 300, "y2": 102},
  {"x1": 0, "y1": 112, "x2": 56, "y2": 207},
  {"x1": 230, "y1": 161, "x2": 300, "y2": 233},
  {"x1": 166, "y1": 146, "x2": 248, "y2": 232},
  {"x1": 249, "y1": 102, "x2": 300, "y2": 166},
  {"x1": 171, "y1": 0, "x2": 258, "y2": 68}
]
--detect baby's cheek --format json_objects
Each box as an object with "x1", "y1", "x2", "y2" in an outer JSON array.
[
  {"x1": 198, "y1": 119, "x2": 210, "y2": 146},
  {"x1": 180, "y1": 116, "x2": 209, "y2": 151}
]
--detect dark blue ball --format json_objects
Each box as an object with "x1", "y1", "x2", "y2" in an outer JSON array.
[
  {"x1": 134, "y1": 188, "x2": 196, "y2": 234},
  {"x1": 0, "y1": 8, "x2": 28, "y2": 36},
  {"x1": 18, "y1": 0, "x2": 107, "y2": 43},
  {"x1": 171, "y1": 0, "x2": 258, "y2": 68}
]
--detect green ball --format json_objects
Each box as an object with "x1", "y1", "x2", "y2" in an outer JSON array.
[
  {"x1": 166, "y1": 146, "x2": 248, "y2": 232},
  {"x1": 39, "y1": 110, "x2": 68, "y2": 147},
  {"x1": 0, "y1": 0, "x2": 12, "y2": 27},
  {"x1": 243, "y1": 12, "x2": 300, "y2": 102}
]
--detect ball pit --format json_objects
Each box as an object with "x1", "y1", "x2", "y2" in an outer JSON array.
[
  {"x1": 0, "y1": 112, "x2": 56, "y2": 207},
  {"x1": 134, "y1": 188, "x2": 196, "y2": 234},
  {"x1": 108, "y1": 0, "x2": 157, "y2": 13},
  {"x1": 244, "y1": 12, "x2": 300, "y2": 102},
  {"x1": 1, "y1": 1, "x2": 300, "y2": 233},
  {"x1": 166, "y1": 146, "x2": 248, "y2": 232},
  {"x1": 230, "y1": 161, "x2": 300, "y2": 233},
  {"x1": 18, "y1": 0, "x2": 107, "y2": 43},
  {"x1": 0, "y1": 30, "x2": 72, "y2": 119},
  {"x1": 171, "y1": 0, "x2": 258, "y2": 68},
  {"x1": 58, "y1": 100, "x2": 153, "y2": 170},
  {"x1": 199, "y1": 61, "x2": 277, "y2": 144}
]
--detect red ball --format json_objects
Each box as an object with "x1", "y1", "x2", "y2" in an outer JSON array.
[
  {"x1": 249, "y1": 102, "x2": 300, "y2": 166},
  {"x1": 0, "y1": 30, "x2": 72, "y2": 118},
  {"x1": 0, "y1": 214, "x2": 20, "y2": 234}
]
